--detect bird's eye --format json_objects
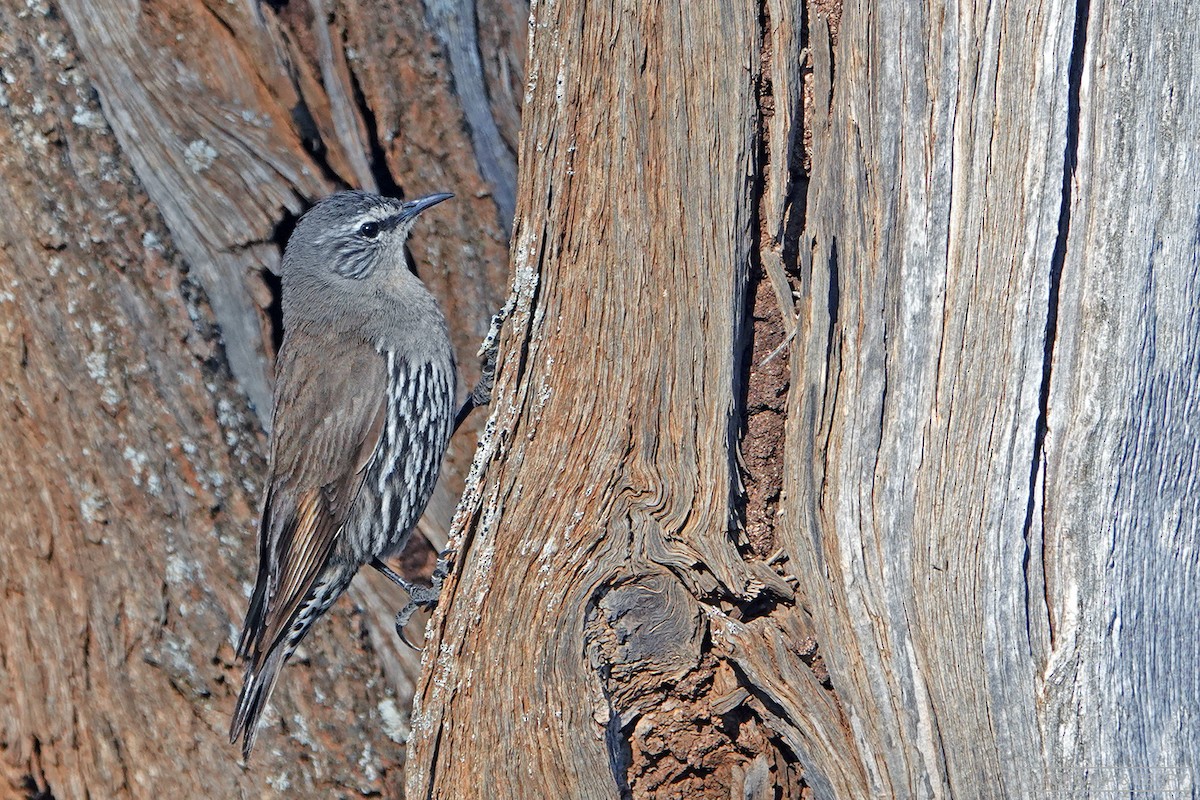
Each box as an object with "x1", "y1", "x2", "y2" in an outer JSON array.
[{"x1": 358, "y1": 221, "x2": 380, "y2": 239}]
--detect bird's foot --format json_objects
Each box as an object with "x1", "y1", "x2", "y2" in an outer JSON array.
[
  {"x1": 385, "y1": 552, "x2": 454, "y2": 648},
  {"x1": 453, "y1": 301, "x2": 510, "y2": 431},
  {"x1": 393, "y1": 586, "x2": 439, "y2": 649},
  {"x1": 472, "y1": 301, "x2": 510, "y2": 404}
]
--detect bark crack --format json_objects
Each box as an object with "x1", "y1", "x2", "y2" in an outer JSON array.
[
  {"x1": 732, "y1": 0, "x2": 797, "y2": 571},
  {"x1": 15, "y1": 736, "x2": 55, "y2": 800},
  {"x1": 342, "y1": 35, "x2": 404, "y2": 199},
  {"x1": 1023, "y1": 0, "x2": 1091, "y2": 650},
  {"x1": 262, "y1": 1, "x2": 350, "y2": 190},
  {"x1": 589, "y1": 3, "x2": 811, "y2": 797}
]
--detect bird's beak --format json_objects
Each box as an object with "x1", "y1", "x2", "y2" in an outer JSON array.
[{"x1": 398, "y1": 192, "x2": 453, "y2": 220}]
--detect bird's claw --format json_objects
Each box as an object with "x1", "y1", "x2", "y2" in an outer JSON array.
[
  {"x1": 392, "y1": 552, "x2": 454, "y2": 648},
  {"x1": 470, "y1": 303, "x2": 506, "y2": 407},
  {"x1": 394, "y1": 586, "x2": 440, "y2": 648}
]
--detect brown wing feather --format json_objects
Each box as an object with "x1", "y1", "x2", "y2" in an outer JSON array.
[{"x1": 239, "y1": 330, "x2": 387, "y2": 664}]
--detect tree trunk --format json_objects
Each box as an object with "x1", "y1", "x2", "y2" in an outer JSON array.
[
  {"x1": 407, "y1": 1, "x2": 1200, "y2": 799},
  {"x1": 0, "y1": 0, "x2": 517, "y2": 796},
  {"x1": 406, "y1": 1, "x2": 824, "y2": 797}
]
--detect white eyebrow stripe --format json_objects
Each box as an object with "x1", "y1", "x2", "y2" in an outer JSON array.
[{"x1": 353, "y1": 207, "x2": 401, "y2": 227}]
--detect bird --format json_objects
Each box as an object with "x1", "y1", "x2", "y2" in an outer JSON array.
[{"x1": 230, "y1": 189, "x2": 461, "y2": 758}]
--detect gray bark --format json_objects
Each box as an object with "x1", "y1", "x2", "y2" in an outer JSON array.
[{"x1": 792, "y1": 1, "x2": 1200, "y2": 796}]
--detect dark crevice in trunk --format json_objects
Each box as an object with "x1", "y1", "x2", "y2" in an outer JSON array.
[
  {"x1": 824, "y1": 237, "x2": 840, "y2": 363},
  {"x1": 780, "y1": 0, "x2": 811, "y2": 281},
  {"x1": 285, "y1": 93, "x2": 348, "y2": 190},
  {"x1": 730, "y1": 0, "x2": 795, "y2": 572},
  {"x1": 704, "y1": 2, "x2": 813, "y2": 796},
  {"x1": 262, "y1": 3, "x2": 349, "y2": 193},
  {"x1": 343, "y1": 39, "x2": 404, "y2": 200},
  {"x1": 604, "y1": 709, "x2": 637, "y2": 800},
  {"x1": 20, "y1": 774, "x2": 55, "y2": 800},
  {"x1": 260, "y1": 268, "x2": 285, "y2": 357},
  {"x1": 19, "y1": 737, "x2": 56, "y2": 800},
  {"x1": 1023, "y1": 0, "x2": 1090, "y2": 650},
  {"x1": 261, "y1": 207, "x2": 301, "y2": 357},
  {"x1": 422, "y1": 721, "x2": 445, "y2": 800}
]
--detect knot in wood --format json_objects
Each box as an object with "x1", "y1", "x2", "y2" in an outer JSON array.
[{"x1": 584, "y1": 572, "x2": 704, "y2": 716}]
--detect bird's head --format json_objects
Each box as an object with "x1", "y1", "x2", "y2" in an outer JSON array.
[{"x1": 281, "y1": 189, "x2": 452, "y2": 301}]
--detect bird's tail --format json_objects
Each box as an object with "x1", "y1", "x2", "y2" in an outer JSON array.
[
  {"x1": 230, "y1": 566, "x2": 353, "y2": 758},
  {"x1": 229, "y1": 647, "x2": 286, "y2": 760}
]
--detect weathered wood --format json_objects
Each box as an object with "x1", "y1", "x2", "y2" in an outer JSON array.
[
  {"x1": 6, "y1": 0, "x2": 1196, "y2": 794},
  {"x1": 406, "y1": 1, "x2": 826, "y2": 797},
  {"x1": 787, "y1": 0, "x2": 1200, "y2": 797},
  {"x1": 1, "y1": 0, "x2": 516, "y2": 796},
  {"x1": 1042, "y1": 1, "x2": 1200, "y2": 792}
]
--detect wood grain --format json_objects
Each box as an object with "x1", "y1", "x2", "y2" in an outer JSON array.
[
  {"x1": 1043, "y1": 2, "x2": 1200, "y2": 793},
  {"x1": 788, "y1": 0, "x2": 1200, "y2": 797},
  {"x1": 408, "y1": 0, "x2": 1199, "y2": 798},
  {"x1": 406, "y1": 1, "x2": 828, "y2": 797},
  {"x1": 5, "y1": 0, "x2": 1195, "y2": 795}
]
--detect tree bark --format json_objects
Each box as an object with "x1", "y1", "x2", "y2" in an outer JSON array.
[
  {"x1": 408, "y1": 1, "x2": 1200, "y2": 799},
  {"x1": 406, "y1": 1, "x2": 825, "y2": 797},
  {"x1": 792, "y1": 1, "x2": 1200, "y2": 796},
  {"x1": 0, "y1": 0, "x2": 516, "y2": 796}
]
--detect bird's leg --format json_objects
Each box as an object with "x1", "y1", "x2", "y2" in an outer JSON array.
[
  {"x1": 370, "y1": 557, "x2": 425, "y2": 597},
  {"x1": 370, "y1": 557, "x2": 445, "y2": 648},
  {"x1": 452, "y1": 300, "x2": 511, "y2": 432}
]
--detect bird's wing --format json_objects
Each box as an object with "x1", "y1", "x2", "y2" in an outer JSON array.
[{"x1": 237, "y1": 332, "x2": 388, "y2": 663}]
